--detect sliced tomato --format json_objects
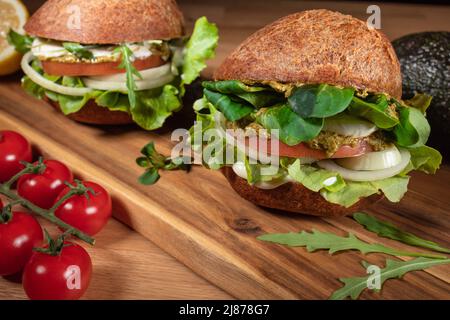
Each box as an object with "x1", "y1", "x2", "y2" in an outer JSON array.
[
  {"x1": 41, "y1": 55, "x2": 165, "y2": 77},
  {"x1": 246, "y1": 137, "x2": 371, "y2": 160}
]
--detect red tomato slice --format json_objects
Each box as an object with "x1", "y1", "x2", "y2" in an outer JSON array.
[
  {"x1": 41, "y1": 55, "x2": 165, "y2": 77},
  {"x1": 245, "y1": 137, "x2": 371, "y2": 160}
]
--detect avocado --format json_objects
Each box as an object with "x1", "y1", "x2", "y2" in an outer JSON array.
[{"x1": 392, "y1": 32, "x2": 450, "y2": 159}]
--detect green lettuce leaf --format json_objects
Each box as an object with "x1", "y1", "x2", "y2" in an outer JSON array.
[
  {"x1": 408, "y1": 145, "x2": 442, "y2": 174},
  {"x1": 347, "y1": 95, "x2": 399, "y2": 129},
  {"x1": 7, "y1": 29, "x2": 34, "y2": 54},
  {"x1": 182, "y1": 16, "x2": 219, "y2": 86},
  {"x1": 288, "y1": 160, "x2": 345, "y2": 192},
  {"x1": 202, "y1": 80, "x2": 268, "y2": 94},
  {"x1": 394, "y1": 106, "x2": 431, "y2": 147},
  {"x1": 288, "y1": 84, "x2": 354, "y2": 118},
  {"x1": 203, "y1": 88, "x2": 254, "y2": 121},
  {"x1": 404, "y1": 93, "x2": 432, "y2": 114},
  {"x1": 320, "y1": 175, "x2": 410, "y2": 207},
  {"x1": 130, "y1": 85, "x2": 182, "y2": 130},
  {"x1": 257, "y1": 104, "x2": 324, "y2": 146},
  {"x1": 95, "y1": 91, "x2": 130, "y2": 112},
  {"x1": 22, "y1": 76, "x2": 45, "y2": 99}
]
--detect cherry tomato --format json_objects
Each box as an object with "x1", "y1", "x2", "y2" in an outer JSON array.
[
  {"x1": 0, "y1": 211, "x2": 43, "y2": 276},
  {"x1": 17, "y1": 160, "x2": 74, "y2": 210},
  {"x1": 0, "y1": 131, "x2": 33, "y2": 183},
  {"x1": 42, "y1": 55, "x2": 164, "y2": 76},
  {"x1": 54, "y1": 182, "x2": 112, "y2": 236},
  {"x1": 22, "y1": 242, "x2": 92, "y2": 300}
]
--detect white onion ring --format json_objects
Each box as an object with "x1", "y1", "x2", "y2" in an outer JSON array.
[
  {"x1": 317, "y1": 149, "x2": 411, "y2": 182},
  {"x1": 21, "y1": 52, "x2": 93, "y2": 96},
  {"x1": 87, "y1": 63, "x2": 172, "y2": 82},
  {"x1": 83, "y1": 73, "x2": 174, "y2": 92}
]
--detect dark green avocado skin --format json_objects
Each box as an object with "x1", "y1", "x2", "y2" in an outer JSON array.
[{"x1": 393, "y1": 32, "x2": 450, "y2": 159}]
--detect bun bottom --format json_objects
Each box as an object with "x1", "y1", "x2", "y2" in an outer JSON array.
[
  {"x1": 46, "y1": 99, "x2": 133, "y2": 125},
  {"x1": 222, "y1": 167, "x2": 382, "y2": 217}
]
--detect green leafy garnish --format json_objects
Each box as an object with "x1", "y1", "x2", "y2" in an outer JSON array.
[
  {"x1": 347, "y1": 95, "x2": 399, "y2": 129},
  {"x1": 204, "y1": 88, "x2": 254, "y2": 121},
  {"x1": 257, "y1": 104, "x2": 324, "y2": 145},
  {"x1": 114, "y1": 45, "x2": 143, "y2": 109},
  {"x1": 257, "y1": 229, "x2": 445, "y2": 259},
  {"x1": 203, "y1": 80, "x2": 268, "y2": 94},
  {"x1": 407, "y1": 145, "x2": 442, "y2": 174},
  {"x1": 136, "y1": 142, "x2": 190, "y2": 185},
  {"x1": 330, "y1": 258, "x2": 450, "y2": 300},
  {"x1": 288, "y1": 84, "x2": 354, "y2": 118},
  {"x1": 353, "y1": 212, "x2": 450, "y2": 254},
  {"x1": 404, "y1": 93, "x2": 432, "y2": 114},
  {"x1": 182, "y1": 17, "x2": 219, "y2": 86},
  {"x1": 394, "y1": 105, "x2": 430, "y2": 147},
  {"x1": 62, "y1": 42, "x2": 95, "y2": 60},
  {"x1": 7, "y1": 29, "x2": 34, "y2": 54}
]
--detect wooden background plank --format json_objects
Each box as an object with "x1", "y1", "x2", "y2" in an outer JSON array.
[{"x1": 1, "y1": 0, "x2": 449, "y2": 300}]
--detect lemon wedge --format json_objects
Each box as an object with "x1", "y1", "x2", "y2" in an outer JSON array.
[{"x1": 0, "y1": 0, "x2": 29, "y2": 76}]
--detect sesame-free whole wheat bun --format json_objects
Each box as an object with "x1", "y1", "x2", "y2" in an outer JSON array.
[
  {"x1": 23, "y1": 0, "x2": 185, "y2": 126},
  {"x1": 216, "y1": 9, "x2": 401, "y2": 216},
  {"x1": 215, "y1": 9, "x2": 402, "y2": 99},
  {"x1": 24, "y1": 0, "x2": 184, "y2": 44}
]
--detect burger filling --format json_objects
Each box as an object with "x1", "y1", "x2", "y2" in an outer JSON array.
[
  {"x1": 190, "y1": 80, "x2": 442, "y2": 208},
  {"x1": 7, "y1": 17, "x2": 219, "y2": 130}
]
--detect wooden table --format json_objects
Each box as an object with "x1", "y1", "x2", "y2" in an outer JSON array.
[{"x1": 1, "y1": 0, "x2": 449, "y2": 300}]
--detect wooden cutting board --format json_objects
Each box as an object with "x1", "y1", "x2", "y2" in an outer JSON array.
[
  {"x1": 0, "y1": 78, "x2": 449, "y2": 299},
  {"x1": 2, "y1": 0, "x2": 450, "y2": 300}
]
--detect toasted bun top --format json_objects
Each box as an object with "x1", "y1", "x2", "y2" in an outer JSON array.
[
  {"x1": 214, "y1": 10, "x2": 402, "y2": 99},
  {"x1": 24, "y1": 0, "x2": 185, "y2": 44}
]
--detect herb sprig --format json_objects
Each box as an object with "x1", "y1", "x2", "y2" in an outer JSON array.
[
  {"x1": 136, "y1": 142, "x2": 190, "y2": 185},
  {"x1": 114, "y1": 45, "x2": 143, "y2": 109},
  {"x1": 62, "y1": 42, "x2": 96, "y2": 60}
]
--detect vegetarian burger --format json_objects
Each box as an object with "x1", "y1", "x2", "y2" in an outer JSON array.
[
  {"x1": 193, "y1": 10, "x2": 442, "y2": 217},
  {"x1": 8, "y1": 0, "x2": 218, "y2": 129}
]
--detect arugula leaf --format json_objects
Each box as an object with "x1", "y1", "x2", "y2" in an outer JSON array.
[
  {"x1": 137, "y1": 142, "x2": 190, "y2": 185},
  {"x1": 182, "y1": 16, "x2": 219, "y2": 85},
  {"x1": 257, "y1": 104, "x2": 324, "y2": 146},
  {"x1": 394, "y1": 106, "x2": 430, "y2": 147},
  {"x1": 288, "y1": 84, "x2": 354, "y2": 118},
  {"x1": 347, "y1": 95, "x2": 399, "y2": 129},
  {"x1": 114, "y1": 45, "x2": 142, "y2": 109},
  {"x1": 62, "y1": 42, "x2": 95, "y2": 60},
  {"x1": 330, "y1": 258, "x2": 450, "y2": 300},
  {"x1": 257, "y1": 229, "x2": 445, "y2": 259},
  {"x1": 404, "y1": 93, "x2": 432, "y2": 114},
  {"x1": 353, "y1": 212, "x2": 450, "y2": 254},
  {"x1": 204, "y1": 88, "x2": 254, "y2": 121},
  {"x1": 7, "y1": 29, "x2": 34, "y2": 54}
]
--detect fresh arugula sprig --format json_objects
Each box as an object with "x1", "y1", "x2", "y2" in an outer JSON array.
[
  {"x1": 353, "y1": 212, "x2": 450, "y2": 254},
  {"x1": 136, "y1": 142, "x2": 190, "y2": 185},
  {"x1": 7, "y1": 29, "x2": 34, "y2": 54},
  {"x1": 257, "y1": 229, "x2": 446, "y2": 259},
  {"x1": 330, "y1": 258, "x2": 450, "y2": 300},
  {"x1": 62, "y1": 42, "x2": 96, "y2": 60},
  {"x1": 114, "y1": 44, "x2": 143, "y2": 109}
]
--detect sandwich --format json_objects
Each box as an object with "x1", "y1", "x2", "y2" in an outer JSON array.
[
  {"x1": 190, "y1": 10, "x2": 442, "y2": 217},
  {"x1": 7, "y1": 0, "x2": 218, "y2": 129}
]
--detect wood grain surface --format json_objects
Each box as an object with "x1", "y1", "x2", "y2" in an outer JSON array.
[{"x1": 1, "y1": 0, "x2": 450, "y2": 300}]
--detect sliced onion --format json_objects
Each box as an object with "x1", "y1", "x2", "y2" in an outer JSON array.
[
  {"x1": 21, "y1": 52, "x2": 93, "y2": 96},
  {"x1": 83, "y1": 72, "x2": 174, "y2": 92},
  {"x1": 323, "y1": 113, "x2": 377, "y2": 138},
  {"x1": 232, "y1": 162, "x2": 290, "y2": 190},
  {"x1": 317, "y1": 149, "x2": 411, "y2": 182},
  {"x1": 336, "y1": 145, "x2": 402, "y2": 171},
  {"x1": 87, "y1": 63, "x2": 172, "y2": 82}
]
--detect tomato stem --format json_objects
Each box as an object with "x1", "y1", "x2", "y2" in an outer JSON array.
[{"x1": 0, "y1": 161, "x2": 95, "y2": 245}]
